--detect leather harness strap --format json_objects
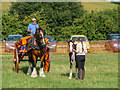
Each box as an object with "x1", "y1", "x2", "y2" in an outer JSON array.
[{"x1": 82, "y1": 42, "x2": 84, "y2": 52}]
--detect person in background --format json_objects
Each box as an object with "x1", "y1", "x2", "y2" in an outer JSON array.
[
  {"x1": 73, "y1": 37, "x2": 87, "y2": 80},
  {"x1": 27, "y1": 18, "x2": 39, "y2": 36}
]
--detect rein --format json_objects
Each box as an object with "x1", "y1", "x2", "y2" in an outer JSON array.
[{"x1": 81, "y1": 41, "x2": 84, "y2": 52}]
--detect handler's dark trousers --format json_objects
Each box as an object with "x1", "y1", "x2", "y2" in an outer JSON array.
[{"x1": 76, "y1": 55, "x2": 85, "y2": 80}]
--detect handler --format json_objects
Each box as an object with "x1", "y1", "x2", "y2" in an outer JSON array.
[
  {"x1": 27, "y1": 18, "x2": 39, "y2": 36},
  {"x1": 73, "y1": 37, "x2": 87, "y2": 80}
]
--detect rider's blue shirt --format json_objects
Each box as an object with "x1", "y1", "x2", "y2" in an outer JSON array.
[{"x1": 27, "y1": 23, "x2": 39, "y2": 35}]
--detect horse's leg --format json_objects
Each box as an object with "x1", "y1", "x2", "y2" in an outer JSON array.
[
  {"x1": 75, "y1": 67, "x2": 78, "y2": 79},
  {"x1": 69, "y1": 53, "x2": 72, "y2": 79},
  {"x1": 27, "y1": 54, "x2": 32, "y2": 75},
  {"x1": 27, "y1": 61, "x2": 32, "y2": 75},
  {"x1": 69, "y1": 62, "x2": 72, "y2": 79},
  {"x1": 39, "y1": 60, "x2": 46, "y2": 77},
  {"x1": 31, "y1": 54, "x2": 38, "y2": 78}
]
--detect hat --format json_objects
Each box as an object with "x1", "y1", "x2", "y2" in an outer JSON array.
[{"x1": 32, "y1": 18, "x2": 36, "y2": 21}]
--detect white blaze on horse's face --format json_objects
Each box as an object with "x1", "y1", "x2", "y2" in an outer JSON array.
[
  {"x1": 70, "y1": 42, "x2": 73, "y2": 52},
  {"x1": 40, "y1": 30, "x2": 45, "y2": 45}
]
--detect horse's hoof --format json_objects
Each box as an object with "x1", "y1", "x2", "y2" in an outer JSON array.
[
  {"x1": 69, "y1": 77, "x2": 72, "y2": 79},
  {"x1": 31, "y1": 75, "x2": 37, "y2": 78},
  {"x1": 39, "y1": 74, "x2": 46, "y2": 78},
  {"x1": 27, "y1": 73, "x2": 30, "y2": 75},
  {"x1": 27, "y1": 72, "x2": 31, "y2": 75},
  {"x1": 75, "y1": 77, "x2": 78, "y2": 79},
  {"x1": 31, "y1": 74, "x2": 37, "y2": 78},
  {"x1": 40, "y1": 75, "x2": 46, "y2": 78}
]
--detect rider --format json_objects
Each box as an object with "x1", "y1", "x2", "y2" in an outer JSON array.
[{"x1": 27, "y1": 18, "x2": 39, "y2": 36}]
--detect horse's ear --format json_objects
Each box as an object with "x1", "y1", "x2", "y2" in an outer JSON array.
[
  {"x1": 36, "y1": 27, "x2": 39, "y2": 30},
  {"x1": 72, "y1": 40, "x2": 75, "y2": 43},
  {"x1": 41, "y1": 26, "x2": 43, "y2": 29},
  {"x1": 67, "y1": 40, "x2": 70, "y2": 44},
  {"x1": 67, "y1": 40, "x2": 69, "y2": 43},
  {"x1": 67, "y1": 40, "x2": 69, "y2": 45}
]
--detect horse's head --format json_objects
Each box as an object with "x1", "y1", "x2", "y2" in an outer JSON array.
[
  {"x1": 67, "y1": 40, "x2": 76, "y2": 53},
  {"x1": 35, "y1": 27, "x2": 46, "y2": 47}
]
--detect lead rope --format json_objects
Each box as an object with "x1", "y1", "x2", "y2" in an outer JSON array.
[
  {"x1": 31, "y1": 32, "x2": 32, "y2": 36},
  {"x1": 82, "y1": 41, "x2": 84, "y2": 52}
]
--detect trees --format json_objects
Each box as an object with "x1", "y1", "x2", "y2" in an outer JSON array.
[
  {"x1": 2, "y1": 10, "x2": 49, "y2": 40},
  {"x1": 72, "y1": 9, "x2": 119, "y2": 40},
  {"x1": 2, "y1": 2, "x2": 119, "y2": 41},
  {"x1": 22, "y1": 10, "x2": 51, "y2": 36},
  {"x1": 2, "y1": 11, "x2": 23, "y2": 40},
  {"x1": 9, "y1": 2, "x2": 85, "y2": 41}
]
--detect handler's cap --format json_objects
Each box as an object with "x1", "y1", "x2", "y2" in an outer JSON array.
[{"x1": 32, "y1": 18, "x2": 36, "y2": 21}]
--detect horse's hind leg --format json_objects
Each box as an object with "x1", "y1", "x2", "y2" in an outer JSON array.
[
  {"x1": 75, "y1": 67, "x2": 78, "y2": 79},
  {"x1": 27, "y1": 61, "x2": 32, "y2": 75},
  {"x1": 39, "y1": 60, "x2": 46, "y2": 78},
  {"x1": 27, "y1": 55, "x2": 32, "y2": 75},
  {"x1": 69, "y1": 62, "x2": 73, "y2": 79},
  {"x1": 31, "y1": 54, "x2": 38, "y2": 78}
]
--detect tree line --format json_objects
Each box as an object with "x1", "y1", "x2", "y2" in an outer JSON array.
[{"x1": 2, "y1": 2, "x2": 119, "y2": 41}]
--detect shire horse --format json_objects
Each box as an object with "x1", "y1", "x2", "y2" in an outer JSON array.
[
  {"x1": 67, "y1": 40, "x2": 78, "y2": 79},
  {"x1": 26, "y1": 27, "x2": 49, "y2": 78}
]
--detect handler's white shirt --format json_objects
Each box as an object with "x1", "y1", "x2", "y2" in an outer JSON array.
[{"x1": 76, "y1": 42, "x2": 87, "y2": 55}]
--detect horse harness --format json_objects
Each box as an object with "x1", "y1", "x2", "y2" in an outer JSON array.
[{"x1": 26, "y1": 36, "x2": 46, "y2": 51}]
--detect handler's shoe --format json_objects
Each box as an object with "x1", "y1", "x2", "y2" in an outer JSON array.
[{"x1": 78, "y1": 70, "x2": 82, "y2": 80}]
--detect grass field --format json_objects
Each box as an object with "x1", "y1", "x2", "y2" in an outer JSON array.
[
  {"x1": 2, "y1": 53, "x2": 118, "y2": 88},
  {"x1": 2, "y1": 2, "x2": 12, "y2": 10},
  {"x1": 82, "y1": 2, "x2": 118, "y2": 11}
]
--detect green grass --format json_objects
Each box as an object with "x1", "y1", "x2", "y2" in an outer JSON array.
[
  {"x1": 2, "y1": 2, "x2": 12, "y2": 10},
  {"x1": 81, "y1": 2, "x2": 118, "y2": 11},
  {"x1": 2, "y1": 53, "x2": 118, "y2": 88}
]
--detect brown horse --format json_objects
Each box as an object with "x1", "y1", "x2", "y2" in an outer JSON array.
[
  {"x1": 26, "y1": 28, "x2": 50, "y2": 78},
  {"x1": 67, "y1": 40, "x2": 78, "y2": 79}
]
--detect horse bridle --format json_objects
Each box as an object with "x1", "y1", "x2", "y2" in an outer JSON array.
[{"x1": 35, "y1": 29, "x2": 46, "y2": 50}]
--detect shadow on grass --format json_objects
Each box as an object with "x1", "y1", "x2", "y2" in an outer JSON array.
[
  {"x1": 20, "y1": 67, "x2": 29, "y2": 74},
  {"x1": 13, "y1": 67, "x2": 40, "y2": 75},
  {"x1": 60, "y1": 73, "x2": 76, "y2": 78}
]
